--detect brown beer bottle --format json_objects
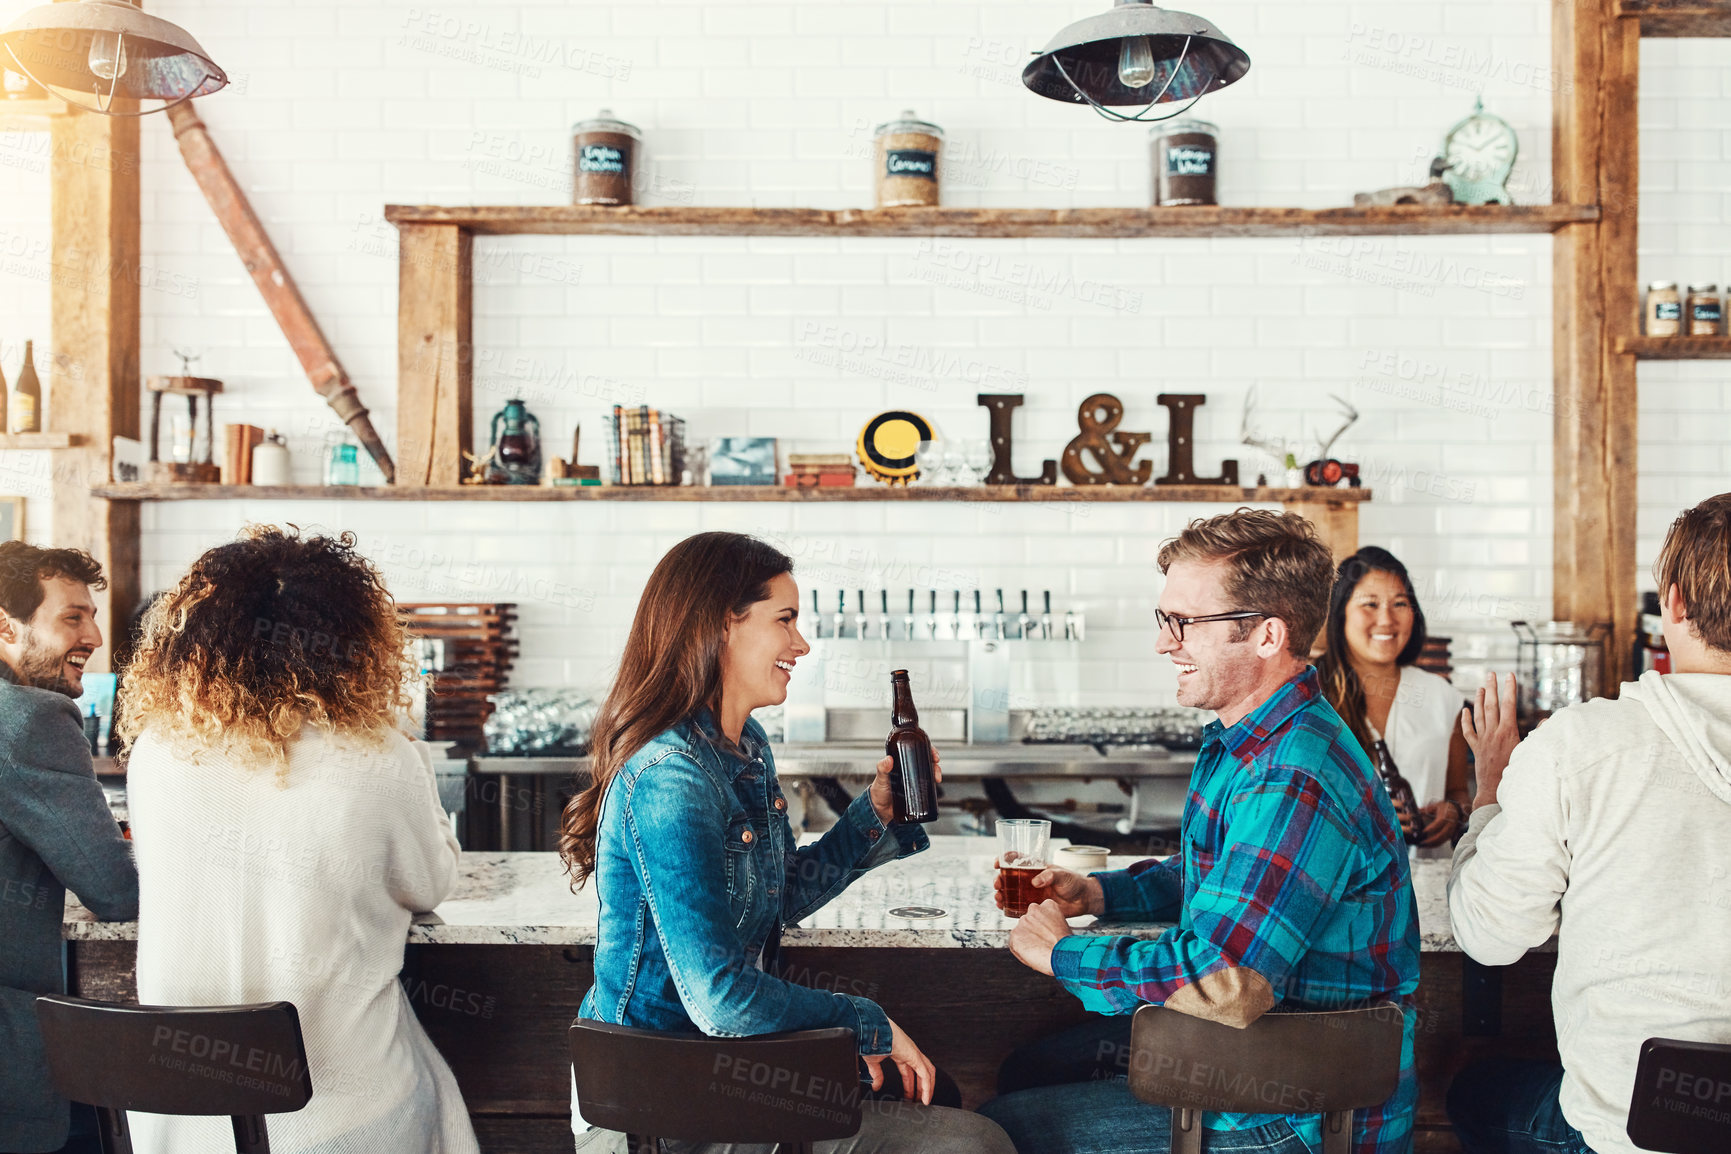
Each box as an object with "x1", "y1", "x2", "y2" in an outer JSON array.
[
  {"x1": 886, "y1": 670, "x2": 939, "y2": 824},
  {"x1": 12, "y1": 340, "x2": 39, "y2": 434},
  {"x1": 1372, "y1": 738, "x2": 1420, "y2": 846}
]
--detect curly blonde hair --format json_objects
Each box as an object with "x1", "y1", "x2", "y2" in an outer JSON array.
[{"x1": 118, "y1": 525, "x2": 414, "y2": 767}]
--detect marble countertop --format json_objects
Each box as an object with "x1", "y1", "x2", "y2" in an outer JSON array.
[{"x1": 66, "y1": 837, "x2": 1461, "y2": 950}]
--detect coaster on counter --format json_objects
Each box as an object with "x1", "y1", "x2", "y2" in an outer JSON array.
[{"x1": 887, "y1": 905, "x2": 947, "y2": 920}]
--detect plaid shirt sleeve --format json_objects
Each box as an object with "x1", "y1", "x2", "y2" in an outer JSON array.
[
  {"x1": 1095, "y1": 854, "x2": 1184, "y2": 922},
  {"x1": 1050, "y1": 767, "x2": 1360, "y2": 1012}
]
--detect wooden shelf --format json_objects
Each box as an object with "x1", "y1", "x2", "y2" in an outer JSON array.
[
  {"x1": 0, "y1": 95, "x2": 68, "y2": 132},
  {"x1": 1616, "y1": 336, "x2": 1731, "y2": 358},
  {"x1": 0, "y1": 432, "x2": 82, "y2": 449},
  {"x1": 1618, "y1": 1, "x2": 1731, "y2": 36},
  {"x1": 91, "y1": 482, "x2": 1372, "y2": 504},
  {"x1": 382, "y1": 204, "x2": 1599, "y2": 239}
]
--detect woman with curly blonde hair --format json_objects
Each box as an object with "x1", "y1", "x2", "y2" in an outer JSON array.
[{"x1": 119, "y1": 526, "x2": 477, "y2": 1154}]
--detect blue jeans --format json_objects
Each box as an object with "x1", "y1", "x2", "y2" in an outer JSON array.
[
  {"x1": 1447, "y1": 1058, "x2": 1596, "y2": 1154},
  {"x1": 979, "y1": 1082, "x2": 1310, "y2": 1154},
  {"x1": 997, "y1": 1015, "x2": 1135, "y2": 1094}
]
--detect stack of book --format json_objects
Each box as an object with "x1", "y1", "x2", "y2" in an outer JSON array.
[
  {"x1": 606, "y1": 405, "x2": 686, "y2": 485},
  {"x1": 221, "y1": 424, "x2": 265, "y2": 484},
  {"x1": 784, "y1": 453, "x2": 856, "y2": 488}
]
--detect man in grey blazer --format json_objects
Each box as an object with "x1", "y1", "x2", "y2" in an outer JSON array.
[{"x1": 0, "y1": 543, "x2": 137, "y2": 1154}]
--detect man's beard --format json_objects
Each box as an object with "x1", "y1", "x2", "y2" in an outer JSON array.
[{"x1": 15, "y1": 632, "x2": 79, "y2": 696}]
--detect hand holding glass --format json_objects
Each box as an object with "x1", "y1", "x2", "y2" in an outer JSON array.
[{"x1": 995, "y1": 818, "x2": 1051, "y2": 917}]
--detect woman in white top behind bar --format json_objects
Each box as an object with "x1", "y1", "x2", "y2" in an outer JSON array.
[
  {"x1": 118, "y1": 526, "x2": 478, "y2": 1154},
  {"x1": 1317, "y1": 546, "x2": 1472, "y2": 858}
]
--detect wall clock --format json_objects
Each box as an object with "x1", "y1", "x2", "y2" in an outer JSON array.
[{"x1": 1441, "y1": 97, "x2": 1517, "y2": 206}]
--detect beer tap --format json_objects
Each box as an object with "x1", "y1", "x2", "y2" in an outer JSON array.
[
  {"x1": 926, "y1": 589, "x2": 939, "y2": 640},
  {"x1": 854, "y1": 590, "x2": 868, "y2": 641},
  {"x1": 904, "y1": 589, "x2": 916, "y2": 641},
  {"x1": 1017, "y1": 590, "x2": 1032, "y2": 641},
  {"x1": 949, "y1": 590, "x2": 962, "y2": 641},
  {"x1": 1040, "y1": 591, "x2": 1054, "y2": 640},
  {"x1": 972, "y1": 589, "x2": 984, "y2": 638},
  {"x1": 1064, "y1": 606, "x2": 1084, "y2": 642},
  {"x1": 834, "y1": 590, "x2": 847, "y2": 641},
  {"x1": 811, "y1": 587, "x2": 823, "y2": 639},
  {"x1": 878, "y1": 589, "x2": 891, "y2": 641},
  {"x1": 994, "y1": 589, "x2": 1007, "y2": 640}
]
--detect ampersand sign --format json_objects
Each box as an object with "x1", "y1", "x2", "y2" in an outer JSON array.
[{"x1": 1062, "y1": 394, "x2": 1152, "y2": 486}]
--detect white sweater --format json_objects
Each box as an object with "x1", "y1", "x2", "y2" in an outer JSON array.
[
  {"x1": 1449, "y1": 671, "x2": 1731, "y2": 1154},
  {"x1": 125, "y1": 724, "x2": 479, "y2": 1154}
]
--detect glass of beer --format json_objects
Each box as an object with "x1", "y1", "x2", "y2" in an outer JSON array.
[{"x1": 997, "y1": 818, "x2": 1052, "y2": 917}]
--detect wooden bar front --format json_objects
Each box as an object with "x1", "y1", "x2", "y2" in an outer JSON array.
[{"x1": 67, "y1": 940, "x2": 1553, "y2": 1154}]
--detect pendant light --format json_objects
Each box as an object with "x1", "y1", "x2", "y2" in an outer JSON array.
[
  {"x1": 2, "y1": 0, "x2": 226, "y2": 115},
  {"x1": 1023, "y1": 0, "x2": 1249, "y2": 123}
]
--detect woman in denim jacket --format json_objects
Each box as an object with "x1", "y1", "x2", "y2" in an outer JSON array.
[{"x1": 563, "y1": 532, "x2": 1014, "y2": 1154}]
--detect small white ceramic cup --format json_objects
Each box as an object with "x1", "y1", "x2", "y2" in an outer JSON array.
[{"x1": 1052, "y1": 845, "x2": 1109, "y2": 873}]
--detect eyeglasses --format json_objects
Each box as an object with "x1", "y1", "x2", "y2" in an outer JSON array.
[{"x1": 1155, "y1": 609, "x2": 1269, "y2": 644}]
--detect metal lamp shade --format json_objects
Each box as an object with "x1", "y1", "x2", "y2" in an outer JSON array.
[
  {"x1": 2, "y1": 0, "x2": 226, "y2": 107},
  {"x1": 1022, "y1": 3, "x2": 1248, "y2": 108}
]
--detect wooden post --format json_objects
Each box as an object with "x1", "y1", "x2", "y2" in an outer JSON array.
[
  {"x1": 1286, "y1": 498, "x2": 1359, "y2": 562},
  {"x1": 49, "y1": 103, "x2": 140, "y2": 672},
  {"x1": 396, "y1": 224, "x2": 472, "y2": 487},
  {"x1": 1553, "y1": 0, "x2": 1639, "y2": 688}
]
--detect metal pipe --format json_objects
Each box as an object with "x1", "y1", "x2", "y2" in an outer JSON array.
[{"x1": 165, "y1": 100, "x2": 396, "y2": 482}]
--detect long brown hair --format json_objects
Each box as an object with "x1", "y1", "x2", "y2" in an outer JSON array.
[
  {"x1": 118, "y1": 525, "x2": 413, "y2": 769},
  {"x1": 559, "y1": 532, "x2": 793, "y2": 888},
  {"x1": 1316, "y1": 547, "x2": 1427, "y2": 754}
]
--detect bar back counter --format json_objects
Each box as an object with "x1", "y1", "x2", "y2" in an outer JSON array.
[{"x1": 64, "y1": 840, "x2": 1551, "y2": 1153}]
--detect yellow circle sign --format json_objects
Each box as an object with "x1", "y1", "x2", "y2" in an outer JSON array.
[{"x1": 856, "y1": 410, "x2": 933, "y2": 484}]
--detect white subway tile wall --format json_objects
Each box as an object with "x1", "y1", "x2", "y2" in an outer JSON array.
[{"x1": 0, "y1": 2, "x2": 1722, "y2": 701}]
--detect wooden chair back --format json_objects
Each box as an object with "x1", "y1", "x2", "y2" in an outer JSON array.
[
  {"x1": 1627, "y1": 1037, "x2": 1731, "y2": 1153},
  {"x1": 34, "y1": 995, "x2": 312, "y2": 1154},
  {"x1": 569, "y1": 1020, "x2": 862, "y2": 1154},
  {"x1": 1127, "y1": 1002, "x2": 1404, "y2": 1154}
]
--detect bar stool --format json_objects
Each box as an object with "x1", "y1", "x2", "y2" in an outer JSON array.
[
  {"x1": 1126, "y1": 1002, "x2": 1404, "y2": 1154},
  {"x1": 1627, "y1": 1036, "x2": 1731, "y2": 1153},
  {"x1": 34, "y1": 995, "x2": 312, "y2": 1154},
  {"x1": 569, "y1": 1020, "x2": 862, "y2": 1154}
]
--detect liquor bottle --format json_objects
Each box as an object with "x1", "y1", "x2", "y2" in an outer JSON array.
[
  {"x1": 885, "y1": 670, "x2": 939, "y2": 824},
  {"x1": 1372, "y1": 738, "x2": 1420, "y2": 846},
  {"x1": 12, "y1": 340, "x2": 40, "y2": 434}
]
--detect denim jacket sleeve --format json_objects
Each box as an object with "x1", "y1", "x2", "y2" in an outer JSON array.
[
  {"x1": 623, "y1": 752, "x2": 894, "y2": 1056},
  {"x1": 780, "y1": 786, "x2": 928, "y2": 925}
]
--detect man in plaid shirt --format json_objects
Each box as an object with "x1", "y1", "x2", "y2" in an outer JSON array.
[{"x1": 981, "y1": 510, "x2": 1421, "y2": 1154}]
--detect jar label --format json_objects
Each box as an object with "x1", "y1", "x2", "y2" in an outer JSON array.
[
  {"x1": 579, "y1": 144, "x2": 626, "y2": 174},
  {"x1": 1166, "y1": 145, "x2": 1214, "y2": 176},
  {"x1": 1693, "y1": 302, "x2": 1722, "y2": 322},
  {"x1": 885, "y1": 149, "x2": 937, "y2": 180},
  {"x1": 1655, "y1": 301, "x2": 1682, "y2": 321}
]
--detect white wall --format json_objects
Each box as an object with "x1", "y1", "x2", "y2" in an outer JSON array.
[{"x1": 0, "y1": 0, "x2": 1721, "y2": 703}]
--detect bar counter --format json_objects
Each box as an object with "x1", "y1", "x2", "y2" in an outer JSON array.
[
  {"x1": 63, "y1": 841, "x2": 1551, "y2": 1153},
  {"x1": 67, "y1": 840, "x2": 1460, "y2": 950}
]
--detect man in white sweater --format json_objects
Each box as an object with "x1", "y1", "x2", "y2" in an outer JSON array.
[{"x1": 1447, "y1": 492, "x2": 1731, "y2": 1154}]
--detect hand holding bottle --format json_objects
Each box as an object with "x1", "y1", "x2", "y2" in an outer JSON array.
[{"x1": 869, "y1": 750, "x2": 942, "y2": 827}]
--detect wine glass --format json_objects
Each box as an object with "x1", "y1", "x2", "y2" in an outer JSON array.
[
  {"x1": 914, "y1": 439, "x2": 946, "y2": 487},
  {"x1": 964, "y1": 438, "x2": 994, "y2": 486},
  {"x1": 943, "y1": 444, "x2": 969, "y2": 487}
]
